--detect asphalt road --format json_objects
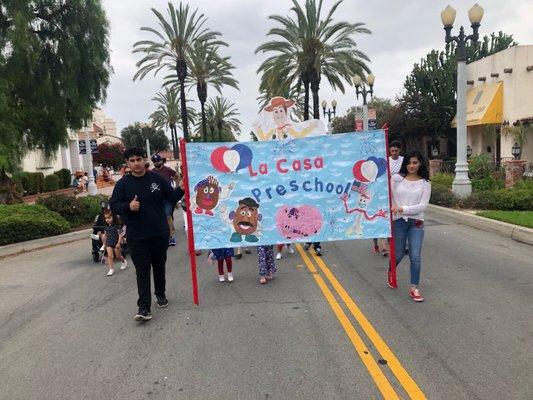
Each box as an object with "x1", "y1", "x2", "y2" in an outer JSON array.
[{"x1": 0, "y1": 212, "x2": 531, "y2": 400}]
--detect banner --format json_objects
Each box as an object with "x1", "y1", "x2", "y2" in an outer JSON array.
[{"x1": 185, "y1": 131, "x2": 391, "y2": 250}]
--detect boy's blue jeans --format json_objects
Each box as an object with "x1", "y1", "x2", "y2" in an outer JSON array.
[{"x1": 393, "y1": 218, "x2": 425, "y2": 286}]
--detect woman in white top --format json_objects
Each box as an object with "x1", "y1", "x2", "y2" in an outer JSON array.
[{"x1": 390, "y1": 150, "x2": 431, "y2": 302}]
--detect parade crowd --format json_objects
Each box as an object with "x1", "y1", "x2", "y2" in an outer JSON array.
[{"x1": 99, "y1": 141, "x2": 431, "y2": 322}]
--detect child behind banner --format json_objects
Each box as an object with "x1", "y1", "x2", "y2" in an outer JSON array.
[{"x1": 211, "y1": 248, "x2": 234, "y2": 282}]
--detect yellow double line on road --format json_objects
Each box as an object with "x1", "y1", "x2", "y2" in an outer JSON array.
[{"x1": 295, "y1": 244, "x2": 426, "y2": 400}]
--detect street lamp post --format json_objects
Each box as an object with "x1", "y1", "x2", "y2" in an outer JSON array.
[
  {"x1": 352, "y1": 73, "x2": 375, "y2": 131},
  {"x1": 84, "y1": 125, "x2": 98, "y2": 195},
  {"x1": 441, "y1": 3, "x2": 484, "y2": 198},
  {"x1": 321, "y1": 100, "x2": 337, "y2": 133}
]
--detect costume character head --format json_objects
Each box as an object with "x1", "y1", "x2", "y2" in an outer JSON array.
[
  {"x1": 194, "y1": 175, "x2": 221, "y2": 211},
  {"x1": 229, "y1": 197, "x2": 262, "y2": 235}
]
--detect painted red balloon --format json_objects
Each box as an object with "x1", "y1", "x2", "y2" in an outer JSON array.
[
  {"x1": 211, "y1": 147, "x2": 231, "y2": 172},
  {"x1": 353, "y1": 160, "x2": 369, "y2": 183}
]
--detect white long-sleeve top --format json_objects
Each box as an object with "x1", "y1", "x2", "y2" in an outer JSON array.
[{"x1": 391, "y1": 174, "x2": 432, "y2": 221}]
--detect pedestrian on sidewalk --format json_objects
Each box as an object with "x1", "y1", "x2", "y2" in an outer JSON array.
[
  {"x1": 101, "y1": 209, "x2": 127, "y2": 276},
  {"x1": 390, "y1": 149, "x2": 431, "y2": 302},
  {"x1": 258, "y1": 245, "x2": 277, "y2": 284},
  {"x1": 211, "y1": 248, "x2": 235, "y2": 282},
  {"x1": 110, "y1": 147, "x2": 184, "y2": 322},
  {"x1": 151, "y1": 154, "x2": 178, "y2": 247}
]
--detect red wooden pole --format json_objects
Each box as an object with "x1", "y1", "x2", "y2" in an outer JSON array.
[
  {"x1": 179, "y1": 139, "x2": 199, "y2": 305},
  {"x1": 383, "y1": 125, "x2": 398, "y2": 289}
]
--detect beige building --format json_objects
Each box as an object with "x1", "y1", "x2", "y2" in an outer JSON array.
[
  {"x1": 461, "y1": 45, "x2": 533, "y2": 163},
  {"x1": 21, "y1": 108, "x2": 120, "y2": 175}
]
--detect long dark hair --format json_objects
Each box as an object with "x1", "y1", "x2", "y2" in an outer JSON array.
[{"x1": 399, "y1": 150, "x2": 430, "y2": 180}]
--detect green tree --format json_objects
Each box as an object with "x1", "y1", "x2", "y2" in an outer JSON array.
[
  {"x1": 93, "y1": 143, "x2": 125, "y2": 170},
  {"x1": 331, "y1": 97, "x2": 394, "y2": 134},
  {"x1": 256, "y1": 0, "x2": 370, "y2": 120},
  {"x1": 399, "y1": 31, "x2": 517, "y2": 151},
  {"x1": 133, "y1": 2, "x2": 224, "y2": 141},
  {"x1": 121, "y1": 123, "x2": 169, "y2": 155},
  {"x1": 165, "y1": 42, "x2": 239, "y2": 141},
  {"x1": 204, "y1": 97, "x2": 241, "y2": 142},
  {"x1": 150, "y1": 89, "x2": 198, "y2": 157},
  {"x1": 0, "y1": 1, "x2": 111, "y2": 169}
]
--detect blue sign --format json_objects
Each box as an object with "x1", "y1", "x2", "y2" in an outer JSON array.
[{"x1": 185, "y1": 131, "x2": 391, "y2": 250}]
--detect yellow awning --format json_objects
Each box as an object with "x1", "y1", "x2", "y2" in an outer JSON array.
[{"x1": 451, "y1": 82, "x2": 503, "y2": 127}]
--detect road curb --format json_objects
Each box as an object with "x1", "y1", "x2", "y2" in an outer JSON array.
[
  {"x1": 0, "y1": 229, "x2": 91, "y2": 259},
  {"x1": 427, "y1": 204, "x2": 533, "y2": 245}
]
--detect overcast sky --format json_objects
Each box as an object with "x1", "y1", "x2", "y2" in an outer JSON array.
[{"x1": 100, "y1": 0, "x2": 533, "y2": 139}]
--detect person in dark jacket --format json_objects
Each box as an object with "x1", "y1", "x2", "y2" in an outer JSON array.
[{"x1": 110, "y1": 147, "x2": 184, "y2": 322}]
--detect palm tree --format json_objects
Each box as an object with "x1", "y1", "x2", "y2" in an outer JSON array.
[
  {"x1": 164, "y1": 42, "x2": 239, "y2": 141},
  {"x1": 150, "y1": 89, "x2": 198, "y2": 158},
  {"x1": 133, "y1": 2, "x2": 224, "y2": 141},
  {"x1": 256, "y1": 0, "x2": 371, "y2": 120},
  {"x1": 204, "y1": 97, "x2": 241, "y2": 142}
]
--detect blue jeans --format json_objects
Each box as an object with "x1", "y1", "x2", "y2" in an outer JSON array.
[{"x1": 393, "y1": 218, "x2": 425, "y2": 286}]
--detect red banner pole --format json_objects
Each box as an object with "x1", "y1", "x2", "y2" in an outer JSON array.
[
  {"x1": 383, "y1": 125, "x2": 397, "y2": 289},
  {"x1": 179, "y1": 139, "x2": 199, "y2": 305}
]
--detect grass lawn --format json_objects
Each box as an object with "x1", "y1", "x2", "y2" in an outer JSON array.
[{"x1": 476, "y1": 211, "x2": 533, "y2": 228}]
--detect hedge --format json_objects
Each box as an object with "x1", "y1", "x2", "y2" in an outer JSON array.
[
  {"x1": 54, "y1": 168, "x2": 72, "y2": 189},
  {"x1": 36, "y1": 194, "x2": 88, "y2": 227},
  {"x1": 460, "y1": 188, "x2": 533, "y2": 211},
  {"x1": 44, "y1": 174, "x2": 61, "y2": 192},
  {"x1": 36, "y1": 194, "x2": 110, "y2": 227},
  {"x1": 0, "y1": 204, "x2": 70, "y2": 245}
]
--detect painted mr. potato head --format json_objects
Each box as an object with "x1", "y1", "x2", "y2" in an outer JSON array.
[{"x1": 229, "y1": 197, "x2": 261, "y2": 243}]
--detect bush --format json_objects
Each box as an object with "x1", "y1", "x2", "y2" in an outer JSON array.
[
  {"x1": 54, "y1": 168, "x2": 72, "y2": 188},
  {"x1": 24, "y1": 172, "x2": 45, "y2": 195},
  {"x1": 37, "y1": 194, "x2": 88, "y2": 227},
  {"x1": 461, "y1": 188, "x2": 533, "y2": 211},
  {"x1": 11, "y1": 172, "x2": 26, "y2": 196},
  {"x1": 44, "y1": 174, "x2": 60, "y2": 192},
  {"x1": 0, "y1": 204, "x2": 70, "y2": 245},
  {"x1": 471, "y1": 175, "x2": 504, "y2": 192},
  {"x1": 468, "y1": 154, "x2": 493, "y2": 180},
  {"x1": 79, "y1": 195, "x2": 110, "y2": 220},
  {"x1": 430, "y1": 185, "x2": 458, "y2": 207},
  {"x1": 431, "y1": 173, "x2": 454, "y2": 189},
  {"x1": 514, "y1": 179, "x2": 533, "y2": 191}
]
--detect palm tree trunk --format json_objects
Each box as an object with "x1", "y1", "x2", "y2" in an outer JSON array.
[
  {"x1": 217, "y1": 122, "x2": 222, "y2": 142},
  {"x1": 170, "y1": 125, "x2": 177, "y2": 160},
  {"x1": 176, "y1": 59, "x2": 189, "y2": 141},
  {"x1": 311, "y1": 72, "x2": 320, "y2": 120},
  {"x1": 172, "y1": 125, "x2": 180, "y2": 160},
  {"x1": 201, "y1": 102, "x2": 207, "y2": 142},
  {"x1": 197, "y1": 82, "x2": 208, "y2": 142},
  {"x1": 303, "y1": 79, "x2": 310, "y2": 121}
]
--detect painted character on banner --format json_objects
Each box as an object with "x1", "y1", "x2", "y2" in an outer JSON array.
[
  {"x1": 275, "y1": 205, "x2": 323, "y2": 239},
  {"x1": 220, "y1": 197, "x2": 262, "y2": 243},
  {"x1": 341, "y1": 188, "x2": 387, "y2": 236},
  {"x1": 191, "y1": 175, "x2": 235, "y2": 216}
]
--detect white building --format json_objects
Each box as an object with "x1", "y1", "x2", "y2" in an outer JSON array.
[
  {"x1": 21, "y1": 108, "x2": 120, "y2": 175},
  {"x1": 459, "y1": 45, "x2": 533, "y2": 163}
]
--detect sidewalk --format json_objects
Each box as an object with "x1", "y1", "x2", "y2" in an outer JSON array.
[{"x1": 427, "y1": 204, "x2": 533, "y2": 245}]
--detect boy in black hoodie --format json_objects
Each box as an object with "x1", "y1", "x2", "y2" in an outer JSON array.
[{"x1": 110, "y1": 147, "x2": 184, "y2": 322}]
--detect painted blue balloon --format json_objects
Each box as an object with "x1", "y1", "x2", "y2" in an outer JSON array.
[
  {"x1": 232, "y1": 144, "x2": 253, "y2": 171},
  {"x1": 368, "y1": 156, "x2": 387, "y2": 178}
]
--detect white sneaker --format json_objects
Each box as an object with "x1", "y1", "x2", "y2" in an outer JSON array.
[
  {"x1": 288, "y1": 246, "x2": 295, "y2": 254},
  {"x1": 100, "y1": 245, "x2": 105, "y2": 251},
  {"x1": 276, "y1": 253, "x2": 282, "y2": 260},
  {"x1": 107, "y1": 269, "x2": 114, "y2": 276},
  {"x1": 227, "y1": 272, "x2": 234, "y2": 282},
  {"x1": 218, "y1": 275, "x2": 225, "y2": 282},
  {"x1": 120, "y1": 260, "x2": 128, "y2": 270}
]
